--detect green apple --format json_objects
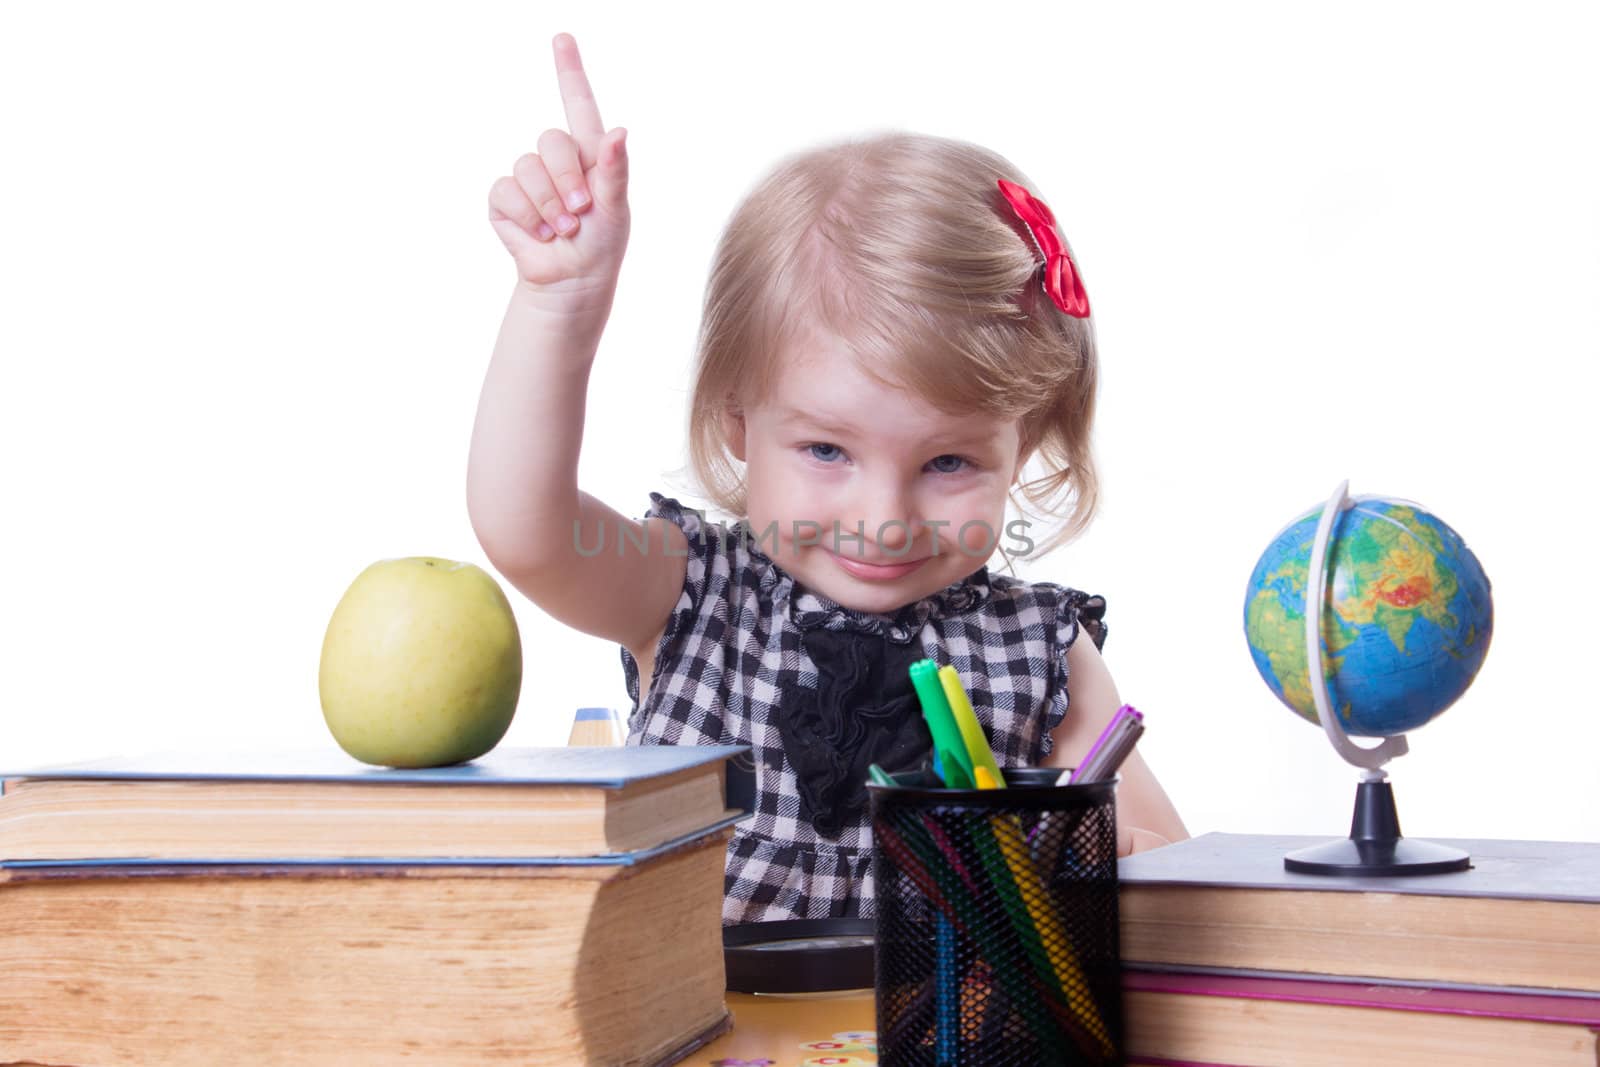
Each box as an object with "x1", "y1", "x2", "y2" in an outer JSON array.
[{"x1": 318, "y1": 556, "x2": 522, "y2": 768}]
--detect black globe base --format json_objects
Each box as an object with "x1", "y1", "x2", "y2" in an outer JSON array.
[{"x1": 1284, "y1": 779, "x2": 1471, "y2": 876}]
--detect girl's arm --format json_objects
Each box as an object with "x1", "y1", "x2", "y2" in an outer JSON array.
[
  {"x1": 466, "y1": 290, "x2": 687, "y2": 658},
  {"x1": 1041, "y1": 636, "x2": 1190, "y2": 855},
  {"x1": 466, "y1": 34, "x2": 685, "y2": 661}
]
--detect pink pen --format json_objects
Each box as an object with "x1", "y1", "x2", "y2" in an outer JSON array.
[
  {"x1": 1027, "y1": 704, "x2": 1147, "y2": 855},
  {"x1": 1059, "y1": 704, "x2": 1144, "y2": 785}
]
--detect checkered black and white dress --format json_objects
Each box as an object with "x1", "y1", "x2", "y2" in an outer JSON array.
[{"x1": 621, "y1": 493, "x2": 1107, "y2": 925}]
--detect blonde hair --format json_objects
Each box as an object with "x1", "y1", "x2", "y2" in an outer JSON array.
[{"x1": 685, "y1": 130, "x2": 1099, "y2": 558}]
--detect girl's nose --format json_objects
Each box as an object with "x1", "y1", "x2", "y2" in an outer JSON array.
[
  {"x1": 859, "y1": 484, "x2": 919, "y2": 556},
  {"x1": 877, "y1": 516, "x2": 911, "y2": 552}
]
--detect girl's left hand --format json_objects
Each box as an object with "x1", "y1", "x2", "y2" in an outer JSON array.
[{"x1": 1119, "y1": 826, "x2": 1173, "y2": 856}]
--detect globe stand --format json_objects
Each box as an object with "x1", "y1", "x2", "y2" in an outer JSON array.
[
  {"x1": 1284, "y1": 480, "x2": 1472, "y2": 877},
  {"x1": 1284, "y1": 775, "x2": 1470, "y2": 875}
]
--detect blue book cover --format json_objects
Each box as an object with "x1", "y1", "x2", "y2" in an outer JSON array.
[
  {"x1": 0, "y1": 745, "x2": 752, "y2": 869},
  {"x1": 1118, "y1": 831, "x2": 1600, "y2": 903},
  {"x1": 1, "y1": 744, "x2": 749, "y2": 790}
]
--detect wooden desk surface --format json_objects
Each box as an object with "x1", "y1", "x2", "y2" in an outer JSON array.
[{"x1": 693, "y1": 990, "x2": 877, "y2": 1065}]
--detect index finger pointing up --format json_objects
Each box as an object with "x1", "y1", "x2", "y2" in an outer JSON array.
[{"x1": 552, "y1": 34, "x2": 605, "y2": 152}]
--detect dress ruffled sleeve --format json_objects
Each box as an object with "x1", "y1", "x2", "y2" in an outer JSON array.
[
  {"x1": 619, "y1": 492, "x2": 720, "y2": 710},
  {"x1": 1037, "y1": 587, "x2": 1108, "y2": 759}
]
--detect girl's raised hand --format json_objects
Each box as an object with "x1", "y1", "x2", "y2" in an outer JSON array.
[{"x1": 488, "y1": 33, "x2": 629, "y2": 316}]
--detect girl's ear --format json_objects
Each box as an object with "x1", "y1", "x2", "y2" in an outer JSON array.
[{"x1": 723, "y1": 407, "x2": 748, "y2": 463}]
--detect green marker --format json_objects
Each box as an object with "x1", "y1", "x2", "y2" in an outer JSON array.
[
  {"x1": 867, "y1": 763, "x2": 896, "y2": 787},
  {"x1": 910, "y1": 659, "x2": 975, "y2": 789}
]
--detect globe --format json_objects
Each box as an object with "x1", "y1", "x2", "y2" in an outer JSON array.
[{"x1": 1244, "y1": 494, "x2": 1493, "y2": 739}]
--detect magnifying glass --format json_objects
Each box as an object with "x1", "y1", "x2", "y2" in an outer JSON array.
[{"x1": 723, "y1": 918, "x2": 875, "y2": 994}]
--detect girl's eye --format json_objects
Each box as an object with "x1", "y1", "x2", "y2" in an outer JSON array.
[
  {"x1": 927, "y1": 454, "x2": 968, "y2": 474},
  {"x1": 807, "y1": 443, "x2": 844, "y2": 463}
]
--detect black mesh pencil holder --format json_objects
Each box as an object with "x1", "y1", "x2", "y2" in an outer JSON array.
[{"x1": 870, "y1": 767, "x2": 1122, "y2": 1066}]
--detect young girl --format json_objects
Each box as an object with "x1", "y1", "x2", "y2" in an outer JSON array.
[{"x1": 468, "y1": 33, "x2": 1188, "y2": 924}]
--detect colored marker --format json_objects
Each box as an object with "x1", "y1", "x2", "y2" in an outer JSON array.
[
  {"x1": 910, "y1": 659, "x2": 974, "y2": 789},
  {"x1": 1036, "y1": 705, "x2": 1148, "y2": 871},
  {"x1": 873, "y1": 820, "x2": 1069, "y2": 1056},
  {"x1": 867, "y1": 763, "x2": 896, "y2": 788},
  {"x1": 974, "y1": 765, "x2": 1001, "y2": 790},
  {"x1": 988, "y1": 812, "x2": 1115, "y2": 1057},
  {"x1": 966, "y1": 814, "x2": 1113, "y2": 1059},
  {"x1": 938, "y1": 664, "x2": 1005, "y2": 790},
  {"x1": 1063, "y1": 705, "x2": 1145, "y2": 785},
  {"x1": 936, "y1": 911, "x2": 958, "y2": 1061}
]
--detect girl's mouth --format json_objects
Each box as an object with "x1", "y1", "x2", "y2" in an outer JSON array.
[{"x1": 825, "y1": 550, "x2": 930, "y2": 582}]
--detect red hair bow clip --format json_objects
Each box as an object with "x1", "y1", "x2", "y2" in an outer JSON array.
[{"x1": 997, "y1": 178, "x2": 1090, "y2": 318}]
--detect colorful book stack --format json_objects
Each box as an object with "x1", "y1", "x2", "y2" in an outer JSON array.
[
  {"x1": 1117, "y1": 832, "x2": 1600, "y2": 1066},
  {"x1": 0, "y1": 743, "x2": 749, "y2": 1067}
]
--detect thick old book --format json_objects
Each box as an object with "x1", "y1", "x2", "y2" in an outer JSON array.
[
  {"x1": 0, "y1": 837, "x2": 735, "y2": 1066},
  {"x1": 0, "y1": 745, "x2": 744, "y2": 863},
  {"x1": 1123, "y1": 970, "x2": 1600, "y2": 1067},
  {"x1": 1118, "y1": 832, "x2": 1600, "y2": 993},
  {"x1": 0, "y1": 744, "x2": 752, "y2": 1066}
]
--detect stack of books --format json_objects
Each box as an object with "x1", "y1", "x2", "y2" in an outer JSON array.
[
  {"x1": 1117, "y1": 832, "x2": 1600, "y2": 1066},
  {"x1": 0, "y1": 744, "x2": 748, "y2": 1067}
]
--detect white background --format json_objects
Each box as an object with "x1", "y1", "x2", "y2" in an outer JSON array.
[{"x1": 3, "y1": 1, "x2": 1596, "y2": 844}]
